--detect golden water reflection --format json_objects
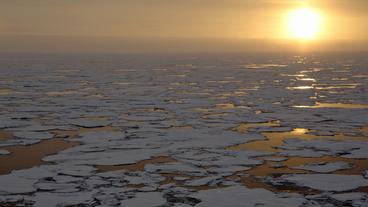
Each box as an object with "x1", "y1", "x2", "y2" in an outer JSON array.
[
  {"x1": 228, "y1": 127, "x2": 366, "y2": 152},
  {"x1": 227, "y1": 122, "x2": 368, "y2": 180},
  {"x1": 228, "y1": 128, "x2": 314, "y2": 152},
  {"x1": 215, "y1": 103, "x2": 249, "y2": 110},
  {"x1": 362, "y1": 126, "x2": 368, "y2": 133},
  {"x1": 0, "y1": 89, "x2": 14, "y2": 95},
  {"x1": 287, "y1": 86, "x2": 314, "y2": 90},
  {"x1": 0, "y1": 131, "x2": 13, "y2": 141},
  {"x1": 0, "y1": 139, "x2": 79, "y2": 175},
  {"x1": 294, "y1": 102, "x2": 368, "y2": 109}
]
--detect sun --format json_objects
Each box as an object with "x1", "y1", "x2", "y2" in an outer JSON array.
[{"x1": 287, "y1": 8, "x2": 321, "y2": 40}]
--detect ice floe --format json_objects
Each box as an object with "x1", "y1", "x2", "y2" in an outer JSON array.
[
  {"x1": 280, "y1": 138, "x2": 368, "y2": 158},
  {"x1": 193, "y1": 185, "x2": 319, "y2": 207},
  {"x1": 0, "y1": 149, "x2": 10, "y2": 155},
  {"x1": 279, "y1": 174, "x2": 368, "y2": 191},
  {"x1": 13, "y1": 131, "x2": 54, "y2": 140},
  {"x1": 119, "y1": 192, "x2": 166, "y2": 207},
  {"x1": 292, "y1": 162, "x2": 353, "y2": 173}
]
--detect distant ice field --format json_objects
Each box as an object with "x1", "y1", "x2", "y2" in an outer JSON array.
[{"x1": 0, "y1": 53, "x2": 367, "y2": 206}]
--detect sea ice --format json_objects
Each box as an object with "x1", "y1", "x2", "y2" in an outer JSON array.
[
  {"x1": 330, "y1": 192, "x2": 367, "y2": 202},
  {"x1": 119, "y1": 192, "x2": 166, "y2": 207},
  {"x1": 28, "y1": 191, "x2": 96, "y2": 207},
  {"x1": 0, "y1": 173, "x2": 37, "y2": 194},
  {"x1": 145, "y1": 162, "x2": 207, "y2": 176},
  {"x1": 13, "y1": 131, "x2": 54, "y2": 140},
  {"x1": 280, "y1": 174, "x2": 368, "y2": 191},
  {"x1": 280, "y1": 138, "x2": 368, "y2": 158},
  {"x1": 1, "y1": 52, "x2": 367, "y2": 207},
  {"x1": 0, "y1": 149, "x2": 10, "y2": 155},
  {"x1": 69, "y1": 119, "x2": 112, "y2": 128},
  {"x1": 192, "y1": 185, "x2": 318, "y2": 207},
  {"x1": 184, "y1": 176, "x2": 223, "y2": 187},
  {"x1": 292, "y1": 162, "x2": 352, "y2": 173},
  {"x1": 0, "y1": 118, "x2": 28, "y2": 129}
]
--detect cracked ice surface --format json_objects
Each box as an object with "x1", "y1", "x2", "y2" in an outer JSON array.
[{"x1": 0, "y1": 54, "x2": 368, "y2": 206}]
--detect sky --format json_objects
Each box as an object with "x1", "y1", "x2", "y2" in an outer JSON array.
[{"x1": 0, "y1": 0, "x2": 367, "y2": 53}]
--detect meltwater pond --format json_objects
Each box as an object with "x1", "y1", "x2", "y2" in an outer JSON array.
[{"x1": 0, "y1": 53, "x2": 367, "y2": 206}]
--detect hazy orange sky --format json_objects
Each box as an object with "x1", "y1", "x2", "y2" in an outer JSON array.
[{"x1": 1, "y1": 0, "x2": 367, "y2": 53}]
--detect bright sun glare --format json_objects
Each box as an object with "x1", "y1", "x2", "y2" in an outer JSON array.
[{"x1": 288, "y1": 8, "x2": 321, "y2": 40}]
